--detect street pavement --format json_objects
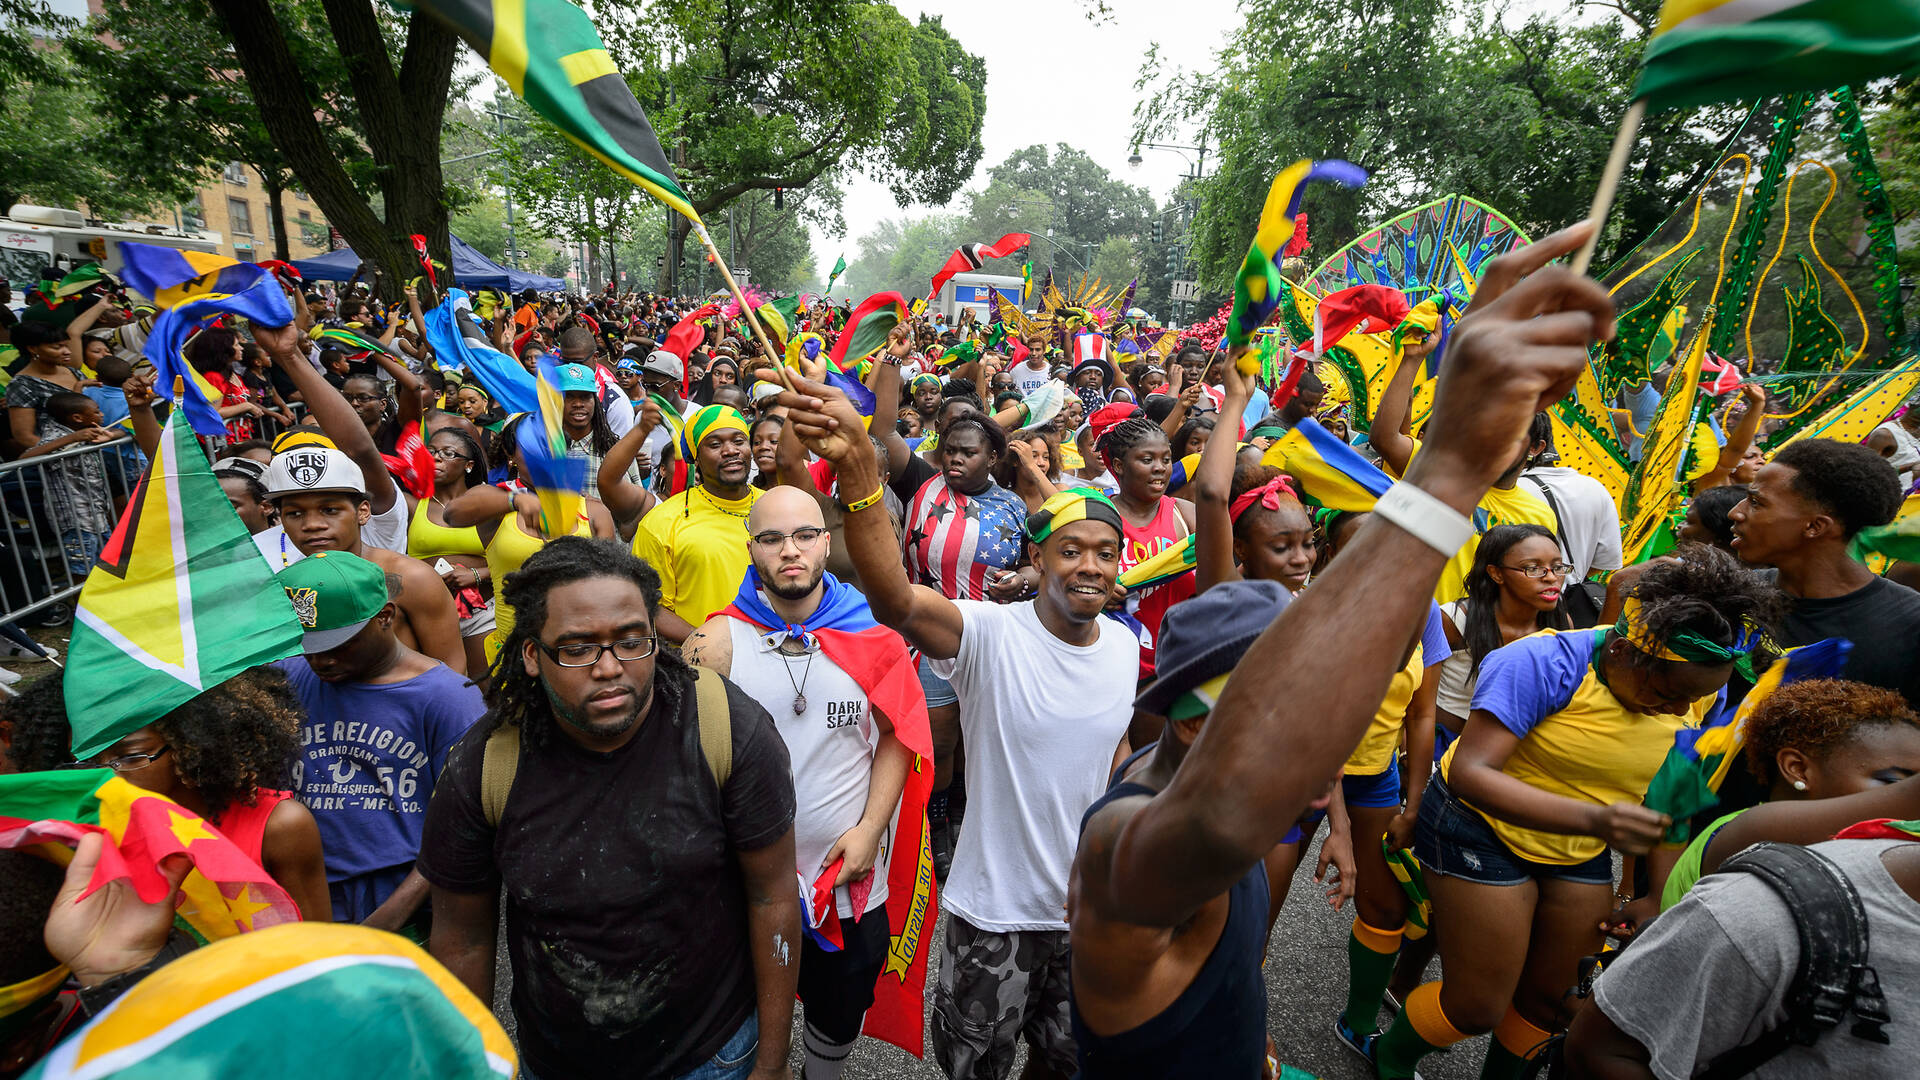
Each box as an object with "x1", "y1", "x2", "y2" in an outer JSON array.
[{"x1": 490, "y1": 831, "x2": 1489, "y2": 1079}]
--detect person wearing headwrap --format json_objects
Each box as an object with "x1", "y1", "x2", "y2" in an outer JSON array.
[
  {"x1": 1090, "y1": 403, "x2": 1198, "y2": 688},
  {"x1": 629, "y1": 404, "x2": 759, "y2": 641},
  {"x1": 909, "y1": 371, "x2": 944, "y2": 420}
]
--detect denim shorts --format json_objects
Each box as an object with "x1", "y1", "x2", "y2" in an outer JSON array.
[
  {"x1": 1412, "y1": 775, "x2": 1613, "y2": 887},
  {"x1": 918, "y1": 653, "x2": 958, "y2": 707},
  {"x1": 1341, "y1": 756, "x2": 1404, "y2": 810}
]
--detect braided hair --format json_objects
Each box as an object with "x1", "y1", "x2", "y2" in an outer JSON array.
[
  {"x1": 940, "y1": 414, "x2": 1007, "y2": 471},
  {"x1": 1095, "y1": 416, "x2": 1167, "y2": 478},
  {"x1": 483, "y1": 537, "x2": 685, "y2": 754}
]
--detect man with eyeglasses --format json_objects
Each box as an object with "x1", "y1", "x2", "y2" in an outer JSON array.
[
  {"x1": 684, "y1": 486, "x2": 924, "y2": 1080},
  {"x1": 273, "y1": 551, "x2": 484, "y2": 934},
  {"x1": 419, "y1": 537, "x2": 800, "y2": 1080}
]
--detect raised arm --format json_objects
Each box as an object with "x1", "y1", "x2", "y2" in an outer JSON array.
[
  {"x1": 1695, "y1": 382, "x2": 1767, "y2": 490},
  {"x1": 252, "y1": 317, "x2": 399, "y2": 516},
  {"x1": 869, "y1": 327, "x2": 913, "y2": 473},
  {"x1": 1368, "y1": 341, "x2": 1423, "y2": 478},
  {"x1": 774, "y1": 414, "x2": 823, "y2": 497},
  {"x1": 1159, "y1": 365, "x2": 1196, "y2": 443},
  {"x1": 1082, "y1": 224, "x2": 1616, "y2": 927},
  {"x1": 766, "y1": 371, "x2": 966, "y2": 660},
  {"x1": 596, "y1": 399, "x2": 661, "y2": 529},
  {"x1": 1194, "y1": 363, "x2": 1254, "y2": 592},
  {"x1": 65, "y1": 296, "x2": 111, "y2": 364}
]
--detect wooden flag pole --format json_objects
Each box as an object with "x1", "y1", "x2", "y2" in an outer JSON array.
[
  {"x1": 1569, "y1": 99, "x2": 1646, "y2": 277},
  {"x1": 690, "y1": 221, "x2": 797, "y2": 392}
]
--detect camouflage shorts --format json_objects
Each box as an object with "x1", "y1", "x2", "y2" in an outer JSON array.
[{"x1": 930, "y1": 915, "x2": 1076, "y2": 1080}]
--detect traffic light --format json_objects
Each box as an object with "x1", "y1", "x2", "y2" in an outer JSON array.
[{"x1": 1151, "y1": 219, "x2": 1164, "y2": 244}]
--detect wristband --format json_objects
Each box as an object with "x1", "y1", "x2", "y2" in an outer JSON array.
[
  {"x1": 1371, "y1": 481, "x2": 1474, "y2": 556},
  {"x1": 842, "y1": 485, "x2": 885, "y2": 514}
]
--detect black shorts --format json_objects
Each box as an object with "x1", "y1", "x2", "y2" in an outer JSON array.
[{"x1": 798, "y1": 905, "x2": 892, "y2": 1044}]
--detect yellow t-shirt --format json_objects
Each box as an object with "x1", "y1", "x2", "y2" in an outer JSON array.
[
  {"x1": 1388, "y1": 438, "x2": 1558, "y2": 604},
  {"x1": 632, "y1": 485, "x2": 762, "y2": 625},
  {"x1": 1346, "y1": 642, "x2": 1424, "y2": 775},
  {"x1": 1440, "y1": 628, "x2": 1712, "y2": 865}
]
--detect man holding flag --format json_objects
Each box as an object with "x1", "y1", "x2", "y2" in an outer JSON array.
[{"x1": 684, "y1": 486, "x2": 932, "y2": 1078}]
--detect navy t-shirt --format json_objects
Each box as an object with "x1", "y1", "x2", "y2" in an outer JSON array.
[{"x1": 277, "y1": 660, "x2": 485, "y2": 882}]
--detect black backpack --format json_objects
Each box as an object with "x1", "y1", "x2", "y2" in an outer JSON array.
[{"x1": 1524, "y1": 841, "x2": 1893, "y2": 1079}]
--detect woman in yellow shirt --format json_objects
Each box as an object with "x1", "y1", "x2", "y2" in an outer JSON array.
[
  {"x1": 408, "y1": 427, "x2": 495, "y2": 678},
  {"x1": 1367, "y1": 547, "x2": 1779, "y2": 1080}
]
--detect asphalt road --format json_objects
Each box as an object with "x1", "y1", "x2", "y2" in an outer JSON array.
[{"x1": 489, "y1": 831, "x2": 1488, "y2": 1079}]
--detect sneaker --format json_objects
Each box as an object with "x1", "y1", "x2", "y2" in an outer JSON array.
[
  {"x1": 1334, "y1": 1014, "x2": 1378, "y2": 1064},
  {"x1": 0, "y1": 667, "x2": 21, "y2": 687},
  {"x1": 928, "y1": 812, "x2": 953, "y2": 887},
  {"x1": 0, "y1": 641, "x2": 56, "y2": 661}
]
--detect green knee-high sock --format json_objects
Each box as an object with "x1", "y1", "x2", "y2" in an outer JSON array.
[
  {"x1": 1479, "y1": 1038, "x2": 1533, "y2": 1080},
  {"x1": 1374, "y1": 1011, "x2": 1449, "y2": 1079},
  {"x1": 1341, "y1": 918, "x2": 1403, "y2": 1035}
]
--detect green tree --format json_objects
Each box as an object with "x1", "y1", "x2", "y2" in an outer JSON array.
[
  {"x1": 1088, "y1": 236, "x2": 1138, "y2": 291},
  {"x1": 1132, "y1": 0, "x2": 1739, "y2": 290},
  {"x1": 0, "y1": 0, "x2": 75, "y2": 101}
]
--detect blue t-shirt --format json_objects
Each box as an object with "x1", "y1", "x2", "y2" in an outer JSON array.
[
  {"x1": 1419, "y1": 601, "x2": 1453, "y2": 666},
  {"x1": 1469, "y1": 630, "x2": 1595, "y2": 738},
  {"x1": 277, "y1": 660, "x2": 485, "y2": 882}
]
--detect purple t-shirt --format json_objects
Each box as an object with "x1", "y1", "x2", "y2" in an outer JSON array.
[{"x1": 277, "y1": 659, "x2": 485, "y2": 882}]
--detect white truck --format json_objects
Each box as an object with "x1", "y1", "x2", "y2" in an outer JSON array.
[
  {"x1": 936, "y1": 272, "x2": 1024, "y2": 323},
  {"x1": 1, "y1": 204, "x2": 223, "y2": 299}
]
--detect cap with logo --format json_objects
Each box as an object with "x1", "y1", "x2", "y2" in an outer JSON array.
[
  {"x1": 553, "y1": 363, "x2": 597, "y2": 394},
  {"x1": 265, "y1": 446, "x2": 368, "y2": 502},
  {"x1": 641, "y1": 350, "x2": 684, "y2": 382},
  {"x1": 277, "y1": 551, "x2": 390, "y2": 653}
]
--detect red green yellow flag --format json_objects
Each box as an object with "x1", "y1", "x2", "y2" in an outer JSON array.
[
  {"x1": 64, "y1": 411, "x2": 303, "y2": 759},
  {"x1": 0, "y1": 770, "x2": 301, "y2": 941},
  {"x1": 1637, "y1": 0, "x2": 1920, "y2": 110}
]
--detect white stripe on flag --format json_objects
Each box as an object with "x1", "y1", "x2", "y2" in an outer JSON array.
[{"x1": 1660, "y1": 0, "x2": 1810, "y2": 36}]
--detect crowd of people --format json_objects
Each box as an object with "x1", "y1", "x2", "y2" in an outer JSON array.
[{"x1": 3, "y1": 215, "x2": 1920, "y2": 1080}]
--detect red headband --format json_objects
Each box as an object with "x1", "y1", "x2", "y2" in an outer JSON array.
[{"x1": 1229, "y1": 476, "x2": 1300, "y2": 522}]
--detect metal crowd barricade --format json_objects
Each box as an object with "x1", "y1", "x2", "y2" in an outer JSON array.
[{"x1": 0, "y1": 433, "x2": 148, "y2": 627}]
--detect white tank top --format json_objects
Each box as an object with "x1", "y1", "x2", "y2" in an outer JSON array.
[
  {"x1": 1434, "y1": 600, "x2": 1476, "y2": 719},
  {"x1": 725, "y1": 617, "x2": 892, "y2": 918}
]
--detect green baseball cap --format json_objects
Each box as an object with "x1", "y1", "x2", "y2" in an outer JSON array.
[{"x1": 277, "y1": 551, "x2": 389, "y2": 653}]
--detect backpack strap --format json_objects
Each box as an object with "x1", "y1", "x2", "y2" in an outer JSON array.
[
  {"x1": 693, "y1": 665, "x2": 733, "y2": 789},
  {"x1": 479, "y1": 722, "x2": 522, "y2": 829},
  {"x1": 1697, "y1": 842, "x2": 1891, "y2": 1080}
]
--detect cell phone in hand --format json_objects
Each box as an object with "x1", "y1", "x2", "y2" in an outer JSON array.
[{"x1": 432, "y1": 558, "x2": 455, "y2": 576}]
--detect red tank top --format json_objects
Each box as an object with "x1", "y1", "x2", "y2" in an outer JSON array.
[
  {"x1": 1119, "y1": 496, "x2": 1195, "y2": 679},
  {"x1": 213, "y1": 789, "x2": 292, "y2": 869}
]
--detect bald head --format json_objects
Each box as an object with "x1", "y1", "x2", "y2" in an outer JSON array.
[{"x1": 747, "y1": 485, "x2": 831, "y2": 603}]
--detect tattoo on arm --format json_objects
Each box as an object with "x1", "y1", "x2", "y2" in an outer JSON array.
[{"x1": 385, "y1": 572, "x2": 404, "y2": 600}]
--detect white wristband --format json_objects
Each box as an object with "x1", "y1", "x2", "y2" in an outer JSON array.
[{"x1": 1372, "y1": 481, "x2": 1475, "y2": 556}]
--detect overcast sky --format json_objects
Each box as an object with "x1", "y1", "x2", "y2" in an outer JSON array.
[{"x1": 807, "y1": 0, "x2": 1245, "y2": 275}]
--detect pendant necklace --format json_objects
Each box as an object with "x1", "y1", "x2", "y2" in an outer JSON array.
[{"x1": 779, "y1": 640, "x2": 815, "y2": 715}]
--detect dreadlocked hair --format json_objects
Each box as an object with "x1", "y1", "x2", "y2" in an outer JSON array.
[
  {"x1": 1095, "y1": 417, "x2": 1167, "y2": 476},
  {"x1": 1612, "y1": 542, "x2": 1784, "y2": 670},
  {"x1": 1743, "y1": 679, "x2": 1920, "y2": 787},
  {"x1": 0, "y1": 670, "x2": 71, "y2": 772},
  {"x1": 1462, "y1": 524, "x2": 1569, "y2": 677},
  {"x1": 483, "y1": 537, "x2": 680, "y2": 754},
  {"x1": 152, "y1": 667, "x2": 303, "y2": 822}
]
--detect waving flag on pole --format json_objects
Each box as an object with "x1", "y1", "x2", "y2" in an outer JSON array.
[
  {"x1": 1699, "y1": 352, "x2": 1743, "y2": 397},
  {"x1": 826, "y1": 255, "x2": 847, "y2": 295},
  {"x1": 1228, "y1": 161, "x2": 1367, "y2": 360},
  {"x1": 522, "y1": 355, "x2": 589, "y2": 536},
  {"x1": 65, "y1": 409, "x2": 303, "y2": 758},
  {"x1": 423, "y1": 288, "x2": 539, "y2": 416},
  {"x1": 1259, "y1": 417, "x2": 1394, "y2": 513},
  {"x1": 928, "y1": 233, "x2": 1031, "y2": 300},
  {"x1": 826, "y1": 293, "x2": 908, "y2": 414},
  {"x1": 1636, "y1": 0, "x2": 1920, "y2": 110}
]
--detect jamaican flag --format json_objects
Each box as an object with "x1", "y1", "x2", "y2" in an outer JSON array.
[{"x1": 406, "y1": 0, "x2": 699, "y2": 223}]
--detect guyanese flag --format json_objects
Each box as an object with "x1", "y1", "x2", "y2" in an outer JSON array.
[
  {"x1": 22, "y1": 923, "x2": 514, "y2": 1080},
  {"x1": 1637, "y1": 0, "x2": 1920, "y2": 111},
  {"x1": 64, "y1": 411, "x2": 303, "y2": 759},
  {"x1": 0, "y1": 770, "x2": 301, "y2": 942}
]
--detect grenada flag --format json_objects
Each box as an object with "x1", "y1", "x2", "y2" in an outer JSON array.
[
  {"x1": 65, "y1": 410, "x2": 303, "y2": 759},
  {"x1": 0, "y1": 770, "x2": 302, "y2": 941}
]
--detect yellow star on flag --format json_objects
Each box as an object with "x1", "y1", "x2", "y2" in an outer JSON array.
[
  {"x1": 167, "y1": 808, "x2": 220, "y2": 848},
  {"x1": 225, "y1": 882, "x2": 274, "y2": 932}
]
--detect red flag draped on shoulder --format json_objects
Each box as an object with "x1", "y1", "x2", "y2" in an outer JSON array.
[
  {"x1": 929, "y1": 233, "x2": 1031, "y2": 300},
  {"x1": 720, "y1": 568, "x2": 936, "y2": 1057}
]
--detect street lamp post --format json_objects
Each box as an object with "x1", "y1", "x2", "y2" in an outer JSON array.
[{"x1": 1127, "y1": 138, "x2": 1210, "y2": 322}]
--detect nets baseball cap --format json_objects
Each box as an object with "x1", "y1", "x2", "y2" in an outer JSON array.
[
  {"x1": 277, "y1": 551, "x2": 389, "y2": 652},
  {"x1": 265, "y1": 446, "x2": 367, "y2": 501}
]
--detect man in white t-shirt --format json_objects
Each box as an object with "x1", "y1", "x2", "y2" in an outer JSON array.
[
  {"x1": 1011, "y1": 332, "x2": 1054, "y2": 397},
  {"x1": 684, "y1": 487, "x2": 916, "y2": 1080},
  {"x1": 1522, "y1": 413, "x2": 1624, "y2": 581},
  {"x1": 774, "y1": 374, "x2": 1137, "y2": 1080}
]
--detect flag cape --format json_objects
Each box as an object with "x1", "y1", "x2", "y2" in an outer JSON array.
[
  {"x1": 120, "y1": 243, "x2": 295, "y2": 439},
  {"x1": 928, "y1": 232, "x2": 1030, "y2": 299},
  {"x1": 21, "y1": 923, "x2": 515, "y2": 1079},
  {"x1": 424, "y1": 288, "x2": 539, "y2": 416},
  {"x1": 1229, "y1": 160, "x2": 1367, "y2": 349},
  {"x1": 1642, "y1": 637, "x2": 1851, "y2": 842},
  {"x1": 0, "y1": 770, "x2": 300, "y2": 942},
  {"x1": 406, "y1": 0, "x2": 699, "y2": 223},
  {"x1": 721, "y1": 569, "x2": 935, "y2": 1056},
  {"x1": 522, "y1": 354, "x2": 589, "y2": 535},
  {"x1": 65, "y1": 412, "x2": 303, "y2": 758},
  {"x1": 1260, "y1": 417, "x2": 1393, "y2": 512},
  {"x1": 1636, "y1": 0, "x2": 1920, "y2": 111}
]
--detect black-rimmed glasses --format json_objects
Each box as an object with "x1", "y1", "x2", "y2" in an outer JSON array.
[{"x1": 533, "y1": 636, "x2": 658, "y2": 667}]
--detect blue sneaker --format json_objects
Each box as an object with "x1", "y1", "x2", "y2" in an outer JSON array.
[{"x1": 1334, "y1": 1014, "x2": 1378, "y2": 1064}]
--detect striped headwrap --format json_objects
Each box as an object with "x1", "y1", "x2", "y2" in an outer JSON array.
[
  {"x1": 910, "y1": 372, "x2": 943, "y2": 393},
  {"x1": 1025, "y1": 486, "x2": 1124, "y2": 544},
  {"x1": 677, "y1": 404, "x2": 750, "y2": 466},
  {"x1": 271, "y1": 429, "x2": 336, "y2": 454},
  {"x1": 1616, "y1": 596, "x2": 1757, "y2": 665}
]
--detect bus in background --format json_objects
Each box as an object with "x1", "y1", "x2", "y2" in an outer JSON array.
[{"x1": 2, "y1": 204, "x2": 222, "y2": 307}]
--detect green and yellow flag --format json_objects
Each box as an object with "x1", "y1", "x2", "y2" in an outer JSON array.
[
  {"x1": 407, "y1": 0, "x2": 699, "y2": 223},
  {"x1": 1637, "y1": 0, "x2": 1920, "y2": 110},
  {"x1": 65, "y1": 412, "x2": 303, "y2": 758}
]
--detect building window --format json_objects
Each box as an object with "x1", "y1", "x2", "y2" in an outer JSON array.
[
  {"x1": 298, "y1": 210, "x2": 311, "y2": 222},
  {"x1": 224, "y1": 162, "x2": 248, "y2": 185},
  {"x1": 227, "y1": 198, "x2": 253, "y2": 236},
  {"x1": 266, "y1": 214, "x2": 278, "y2": 240},
  {"x1": 182, "y1": 197, "x2": 206, "y2": 231},
  {"x1": 295, "y1": 190, "x2": 309, "y2": 202}
]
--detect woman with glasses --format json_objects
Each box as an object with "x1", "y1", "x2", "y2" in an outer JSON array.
[
  {"x1": 1367, "y1": 548, "x2": 1779, "y2": 1080},
  {"x1": 85, "y1": 668, "x2": 332, "y2": 922},
  {"x1": 409, "y1": 428, "x2": 498, "y2": 681},
  {"x1": 1434, "y1": 525, "x2": 1573, "y2": 761}
]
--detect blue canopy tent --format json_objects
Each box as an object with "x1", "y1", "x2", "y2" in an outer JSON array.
[{"x1": 289, "y1": 235, "x2": 564, "y2": 293}]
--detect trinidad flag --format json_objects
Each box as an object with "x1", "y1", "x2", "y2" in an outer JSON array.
[
  {"x1": 929, "y1": 232, "x2": 1031, "y2": 300},
  {"x1": 721, "y1": 568, "x2": 936, "y2": 1057}
]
